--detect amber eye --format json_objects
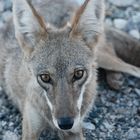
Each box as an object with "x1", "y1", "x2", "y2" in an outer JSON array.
[
  {"x1": 73, "y1": 70, "x2": 84, "y2": 81},
  {"x1": 40, "y1": 74, "x2": 51, "y2": 83}
]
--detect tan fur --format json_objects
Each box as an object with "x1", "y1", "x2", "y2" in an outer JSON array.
[
  {"x1": 0, "y1": 0, "x2": 103, "y2": 139},
  {"x1": 98, "y1": 27, "x2": 140, "y2": 89},
  {"x1": 0, "y1": 0, "x2": 140, "y2": 140},
  {"x1": 71, "y1": 0, "x2": 90, "y2": 33}
]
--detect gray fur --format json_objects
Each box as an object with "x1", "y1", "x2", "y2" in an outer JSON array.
[
  {"x1": 1, "y1": 0, "x2": 140, "y2": 139},
  {"x1": 0, "y1": 0, "x2": 103, "y2": 139}
]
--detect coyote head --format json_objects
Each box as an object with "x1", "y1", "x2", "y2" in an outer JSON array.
[{"x1": 13, "y1": 0, "x2": 104, "y2": 132}]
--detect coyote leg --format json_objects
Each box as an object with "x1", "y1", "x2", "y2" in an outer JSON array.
[
  {"x1": 106, "y1": 71, "x2": 125, "y2": 90},
  {"x1": 22, "y1": 102, "x2": 45, "y2": 140},
  {"x1": 97, "y1": 51, "x2": 140, "y2": 78}
]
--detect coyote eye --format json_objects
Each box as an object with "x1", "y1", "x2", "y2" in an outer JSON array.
[
  {"x1": 73, "y1": 70, "x2": 84, "y2": 81},
  {"x1": 40, "y1": 74, "x2": 51, "y2": 83}
]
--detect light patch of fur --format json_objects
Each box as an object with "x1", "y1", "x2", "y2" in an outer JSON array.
[
  {"x1": 77, "y1": 69, "x2": 93, "y2": 110},
  {"x1": 52, "y1": 116, "x2": 60, "y2": 130},
  {"x1": 71, "y1": 0, "x2": 105, "y2": 47},
  {"x1": 43, "y1": 90, "x2": 53, "y2": 111},
  {"x1": 70, "y1": 114, "x2": 81, "y2": 133},
  {"x1": 13, "y1": 0, "x2": 42, "y2": 36}
]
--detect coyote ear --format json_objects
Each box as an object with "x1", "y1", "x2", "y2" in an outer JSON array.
[
  {"x1": 70, "y1": 0, "x2": 105, "y2": 48},
  {"x1": 13, "y1": 0, "x2": 47, "y2": 54}
]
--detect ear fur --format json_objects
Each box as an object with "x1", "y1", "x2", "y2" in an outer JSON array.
[
  {"x1": 70, "y1": 0, "x2": 105, "y2": 48},
  {"x1": 13, "y1": 0, "x2": 47, "y2": 54}
]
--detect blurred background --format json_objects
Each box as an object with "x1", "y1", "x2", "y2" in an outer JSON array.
[
  {"x1": 0, "y1": 0, "x2": 140, "y2": 39},
  {"x1": 0, "y1": 0, "x2": 140, "y2": 140}
]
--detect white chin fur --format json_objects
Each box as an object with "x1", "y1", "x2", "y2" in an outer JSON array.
[{"x1": 70, "y1": 114, "x2": 81, "y2": 133}]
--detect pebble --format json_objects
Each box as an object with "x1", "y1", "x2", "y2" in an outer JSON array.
[
  {"x1": 114, "y1": 19, "x2": 127, "y2": 29},
  {"x1": 105, "y1": 18, "x2": 113, "y2": 26},
  {"x1": 82, "y1": 122, "x2": 95, "y2": 130},
  {"x1": 76, "y1": 0, "x2": 85, "y2": 5},
  {"x1": 0, "y1": 99, "x2": 3, "y2": 106},
  {"x1": 108, "y1": 0, "x2": 134, "y2": 7},
  {"x1": 132, "y1": 13, "x2": 140, "y2": 23},
  {"x1": 129, "y1": 30, "x2": 140, "y2": 39},
  {"x1": 127, "y1": 129, "x2": 138, "y2": 139},
  {"x1": 1, "y1": 121, "x2": 7, "y2": 127},
  {"x1": 103, "y1": 121, "x2": 113, "y2": 130},
  {"x1": 137, "y1": 108, "x2": 140, "y2": 116},
  {"x1": 133, "y1": 3, "x2": 140, "y2": 9},
  {"x1": 4, "y1": 0, "x2": 12, "y2": 10},
  {"x1": 134, "y1": 88, "x2": 140, "y2": 96},
  {"x1": 2, "y1": 11, "x2": 12, "y2": 22},
  {"x1": 0, "y1": 86, "x2": 2, "y2": 91},
  {"x1": 0, "y1": 1, "x2": 5, "y2": 12}
]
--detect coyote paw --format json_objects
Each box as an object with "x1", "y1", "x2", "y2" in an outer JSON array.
[{"x1": 106, "y1": 71, "x2": 125, "y2": 90}]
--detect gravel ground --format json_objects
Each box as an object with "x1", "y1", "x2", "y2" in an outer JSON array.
[{"x1": 0, "y1": 0, "x2": 140, "y2": 140}]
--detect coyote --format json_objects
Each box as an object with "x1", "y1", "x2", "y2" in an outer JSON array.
[{"x1": 0, "y1": 0, "x2": 140, "y2": 139}]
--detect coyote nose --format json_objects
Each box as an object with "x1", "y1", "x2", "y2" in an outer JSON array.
[{"x1": 57, "y1": 117, "x2": 74, "y2": 130}]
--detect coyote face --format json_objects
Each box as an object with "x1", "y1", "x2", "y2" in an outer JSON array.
[
  {"x1": 12, "y1": 0, "x2": 104, "y2": 138},
  {"x1": 27, "y1": 31, "x2": 97, "y2": 131}
]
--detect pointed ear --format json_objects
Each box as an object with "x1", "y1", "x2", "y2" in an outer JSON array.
[
  {"x1": 70, "y1": 0, "x2": 105, "y2": 48},
  {"x1": 13, "y1": 0, "x2": 47, "y2": 54}
]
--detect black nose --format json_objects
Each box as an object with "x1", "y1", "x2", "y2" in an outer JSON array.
[{"x1": 57, "y1": 117, "x2": 74, "y2": 130}]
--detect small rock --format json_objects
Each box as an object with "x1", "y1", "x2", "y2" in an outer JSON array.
[
  {"x1": 82, "y1": 122, "x2": 95, "y2": 130},
  {"x1": 2, "y1": 11, "x2": 12, "y2": 22},
  {"x1": 127, "y1": 101, "x2": 133, "y2": 107},
  {"x1": 9, "y1": 122, "x2": 14, "y2": 127},
  {"x1": 134, "y1": 88, "x2": 140, "y2": 96},
  {"x1": 103, "y1": 121, "x2": 113, "y2": 130},
  {"x1": 0, "y1": 112, "x2": 6, "y2": 119},
  {"x1": 133, "y1": 3, "x2": 140, "y2": 9},
  {"x1": 129, "y1": 30, "x2": 140, "y2": 39},
  {"x1": 114, "y1": 19, "x2": 127, "y2": 29},
  {"x1": 132, "y1": 13, "x2": 140, "y2": 23},
  {"x1": 123, "y1": 87, "x2": 132, "y2": 94},
  {"x1": 127, "y1": 129, "x2": 137, "y2": 139},
  {"x1": 137, "y1": 108, "x2": 140, "y2": 116},
  {"x1": 109, "y1": 0, "x2": 134, "y2": 7},
  {"x1": 0, "y1": 86, "x2": 2, "y2": 91},
  {"x1": 125, "y1": 7, "x2": 133, "y2": 18},
  {"x1": 125, "y1": 20, "x2": 137, "y2": 32},
  {"x1": 76, "y1": 0, "x2": 85, "y2": 5},
  {"x1": 4, "y1": 0, "x2": 12, "y2": 10},
  {"x1": 0, "y1": 99, "x2": 3, "y2": 106},
  {"x1": 105, "y1": 18, "x2": 113, "y2": 26},
  {"x1": 1, "y1": 121, "x2": 7, "y2": 127},
  {"x1": 0, "y1": 1, "x2": 5, "y2": 12},
  {"x1": 133, "y1": 100, "x2": 139, "y2": 106}
]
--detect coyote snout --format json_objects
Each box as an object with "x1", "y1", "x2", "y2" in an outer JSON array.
[
  {"x1": 53, "y1": 113, "x2": 81, "y2": 132},
  {"x1": 57, "y1": 117, "x2": 74, "y2": 130},
  {"x1": 53, "y1": 97, "x2": 78, "y2": 131},
  {"x1": 41, "y1": 68, "x2": 90, "y2": 131}
]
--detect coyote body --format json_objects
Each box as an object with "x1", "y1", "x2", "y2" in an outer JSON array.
[
  {"x1": 0, "y1": 0, "x2": 104, "y2": 139},
  {"x1": 0, "y1": 0, "x2": 140, "y2": 140}
]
